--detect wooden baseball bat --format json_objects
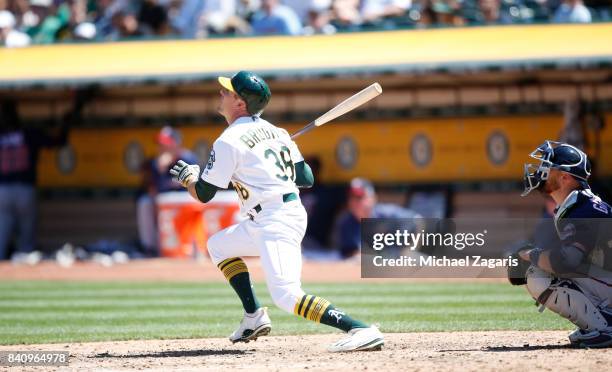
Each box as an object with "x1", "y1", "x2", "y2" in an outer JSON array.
[{"x1": 291, "y1": 83, "x2": 383, "y2": 139}]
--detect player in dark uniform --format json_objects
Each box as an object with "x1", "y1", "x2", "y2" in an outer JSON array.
[{"x1": 518, "y1": 140, "x2": 612, "y2": 348}]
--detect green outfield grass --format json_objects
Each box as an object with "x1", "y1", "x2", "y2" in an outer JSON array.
[{"x1": 0, "y1": 281, "x2": 571, "y2": 345}]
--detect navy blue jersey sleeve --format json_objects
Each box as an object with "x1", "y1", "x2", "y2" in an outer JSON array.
[{"x1": 558, "y1": 193, "x2": 611, "y2": 256}]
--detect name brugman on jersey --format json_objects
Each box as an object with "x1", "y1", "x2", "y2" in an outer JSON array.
[{"x1": 201, "y1": 116, "x2": 302, "y2": 213}]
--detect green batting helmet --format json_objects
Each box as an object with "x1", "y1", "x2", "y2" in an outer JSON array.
[{"x1": 218, "y1": 71, "x2": 271, "y2": 116}]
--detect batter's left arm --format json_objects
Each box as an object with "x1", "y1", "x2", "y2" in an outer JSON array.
[
  {"x1": 170, "y1": 160, "x2": 219, "y2": 203},
  {"x1": 189, "y1": 179, "x2": 219, "y2": 203}
]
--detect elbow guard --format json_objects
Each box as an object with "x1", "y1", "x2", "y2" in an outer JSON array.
[
  {"x1": 295, "y1": 161, "x2": 314, "y2": 188},
  {"x1": 194, "y1": 179, "x2": 218, "y2": 203}
]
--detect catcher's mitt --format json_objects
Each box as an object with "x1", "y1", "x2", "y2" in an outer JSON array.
[{"x1": 506, "y1": 243, "x2": 534, "y2": 286}]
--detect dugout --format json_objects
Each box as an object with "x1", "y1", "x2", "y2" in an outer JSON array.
[{"x1": 1, "y1": 23, "x2": 611, "y2": 250}]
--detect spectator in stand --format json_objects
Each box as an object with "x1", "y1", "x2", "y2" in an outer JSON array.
[
  {"x1": 303, "y1": 0, "x2": 336, "y2": 35},
  {"x1": 24, "y1": 0, "x2": 64, "y2": 44},
  {"x1": 138, "y1": 0, "x2": 170, "y2": 36},
  {"x1": 331, "y1": 0, "x2": 362, "y2": 28},
  {"x1": 332, "y1": 178, "x2": 421, "y2": 259},
  {"x1": 553, "y1": 0, "x2": 592, "y2": 23},
  {"x1": 0, "y1": 91, "x2": 91, "y2": 263},
  {"x1": 91, "y1": 0, "x2": 126, "y2": 38},
  {"x1": 417, "y1": 0, "x2": 465, "y2": 27},
  {"x1": 236, "y1": 0, "x2": 262, "y2": 24},
  {"x1": 251, "y1": 0, "x2": 302, "y2": 35},
  {"x1": 107, "y1": 9, "x2": 149, "y2": 40},
  {"x1": 53, "y1": 0, "x2": 95, "y2": 42},
  {"x1": 477, "y1": 0, "x2": 514, "y2": 24},
  {"x1": 282, "y1": 0, "x2": 310, "y2": 24},
  {"x1": 136, "y1": 126, "x2": 198, "y2": 256},
  {"x1": 0, "y1": 9, "x2": 30, "y2": 46},
  {"x1": 197, "y1": 0, "x2": 239, "y2": 36},
  {"x1": 170, "y1": 0, "x2": 204, "y2": 38},
  {"x1": 361, "y1": 0, "x2": 412, "y2": 24}
]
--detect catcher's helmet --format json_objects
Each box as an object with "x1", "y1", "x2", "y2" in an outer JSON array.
[
  {"x1": 218, "y1": 71, "x2": 271, "y2": 116},
  {"x1": 522, "y1": 140, "x2": 591, "y2": 196}
]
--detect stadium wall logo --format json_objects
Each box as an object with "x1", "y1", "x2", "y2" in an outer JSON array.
[
  {"x1": 409, "y1": 133, "x2": 432, "y2": 168},
  {"x1": 486, "y1": 131, "x2": 509, "y2": 166},
  {"x1": 123, "y1": 141, "x2": 145, "y2": 174},
  {"x1": 56, "y1": 144, "x2": 76, "y2": 174},
  {"x1": 335, "y1": 136, "x2": 358, "y2": 170}
]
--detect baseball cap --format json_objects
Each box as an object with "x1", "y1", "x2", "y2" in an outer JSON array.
[
  {"x1": 0, "y1": 11, "x2": 16, "y2": 29},
  {"x1": 30, "y1": 0, "x2": 53, "y2": 6},
  {"x1": 218, "y1": 76, "x2": 235, "y2": 93},
  {"x1": 217, "y1": 71, "x2": 271, "y2": 116},
  {"x1": 349, "y1": 178, "x2": 375, "y2": 198},
  {"x1": 74, "y1": 22, "x2": 97, "y2": 40},
  {"x1": 310, "y1": 0, "x2": 332, "y2": 12},
  {"x1": 156, "y1": 126, "x2": 182, "y2": 146}
]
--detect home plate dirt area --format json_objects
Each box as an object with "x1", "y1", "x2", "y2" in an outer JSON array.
[{"x1": 3, "y1": 331, "x2": 610, "y2": 372}]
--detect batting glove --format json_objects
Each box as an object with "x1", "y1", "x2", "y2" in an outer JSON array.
[{"x1": 170, "y1": 160, "x2": 201, "y2": 188}]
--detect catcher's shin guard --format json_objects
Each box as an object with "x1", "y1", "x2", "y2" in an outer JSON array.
[{"x1": 526, "y1": 266, "x2": 609, "y2": 332}]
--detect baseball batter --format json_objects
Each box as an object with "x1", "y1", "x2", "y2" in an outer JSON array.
[
  {"x1": 170, "y1": 71, "x2": 384, "y2": 352},
  {"x1": 518, "y1": 140, "x2": 612, "y2": 348}
]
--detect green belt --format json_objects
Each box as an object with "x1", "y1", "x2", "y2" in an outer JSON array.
[{"x1": 252, "y1": 192, "x2": 297, "y2": 214}]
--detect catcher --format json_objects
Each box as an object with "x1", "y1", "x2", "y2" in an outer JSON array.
[{"x1": 510, "y1": 140, "x2": 612, "y2": 348}]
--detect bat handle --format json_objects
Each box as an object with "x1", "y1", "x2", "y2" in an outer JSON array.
[{"x1": 290, "y1": 121, "x2": 316, "y2": 139}]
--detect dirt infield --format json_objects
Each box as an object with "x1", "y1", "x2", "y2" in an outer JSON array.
[
  {"x1": 0, "y1": 258, "x2": 357, "y2": 282},
  {"x1": 0, "y1": 258, "x2": 505, "y2": 283},
  {"x1": 3, "y1": 331, "x2": 610, "y2": 372}
]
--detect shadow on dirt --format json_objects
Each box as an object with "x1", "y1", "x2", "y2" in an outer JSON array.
[
  {"x1": 484, "y1": 344, "x2": 574, "y2": 352},
  {"x1": 91, "y1": 349, "x2": 250, "y2": 358},
  {"x1": 439, "y1": 344, "x2": 574, "y2": 353}
]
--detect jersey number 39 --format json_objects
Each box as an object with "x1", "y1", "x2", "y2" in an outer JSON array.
[{"x1": 265, "y1": 146, "x2": 295, "y2": 182}]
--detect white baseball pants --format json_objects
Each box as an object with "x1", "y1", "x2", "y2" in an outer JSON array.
[{"x1": 207, "y1": 198, "x2": 307, "y2": 313}]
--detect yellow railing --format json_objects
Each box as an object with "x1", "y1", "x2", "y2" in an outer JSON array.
[{"x1": 2, "y1": 23, "x2": 612, "y2": 86}]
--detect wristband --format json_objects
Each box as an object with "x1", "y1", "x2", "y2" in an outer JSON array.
[{"x1": 529, "y1": 248, "x2": 544, "y2": 267}]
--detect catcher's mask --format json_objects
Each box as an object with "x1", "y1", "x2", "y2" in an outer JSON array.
[{"x1": 522, "y1": 140, "x2": 591, "y2": 197}]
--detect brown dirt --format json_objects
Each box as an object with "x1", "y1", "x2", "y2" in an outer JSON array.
[
  {"x1": 3, "y1": 331, "x2": 610, "y2": 372},
  {"x1": 0, "y1": 258, "x2": 355, "y2": 282},
  {"x1": 0, "y1": 258, "x2": 505, "y2": 283}
]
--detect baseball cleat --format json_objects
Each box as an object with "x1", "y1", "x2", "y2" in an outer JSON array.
[
  {"x1": 576, "y1": 329, "x2": 612, "y2": 349},
  {"x1": 568, "y1": 328, "x2": 600, "y2": 345},
  {"x1": 327, "y1": 325, "x2": 384, "y2": 352},
  {"x1": 229, "y1": 307, "x2": 272, "y2": 344}
]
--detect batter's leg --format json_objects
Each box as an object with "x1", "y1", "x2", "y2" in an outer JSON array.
[
  {"x1": 208, "y1": 220, "x2": 262, "y2": 314},
  {"x1": 208, "y1": 220, "x2": 272, "y2": 343},
  {"x1": 255, "y1": 228, "x2": 383, "y2": 351},
  {"x1": 257, "y1": 235, "x2": 368, "y2": 330}
]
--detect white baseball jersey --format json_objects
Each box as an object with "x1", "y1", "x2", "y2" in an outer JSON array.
[{"x1": 201, "y1": 116, "x2": 303, "y2": 214}]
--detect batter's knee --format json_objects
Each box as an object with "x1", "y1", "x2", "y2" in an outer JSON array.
[
  {"x1": 206, "y1": 232, "x2": 224, "y2": 265},
  {"x1": 268, "y1": 283, "x2": 305, "y2": 314}
]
